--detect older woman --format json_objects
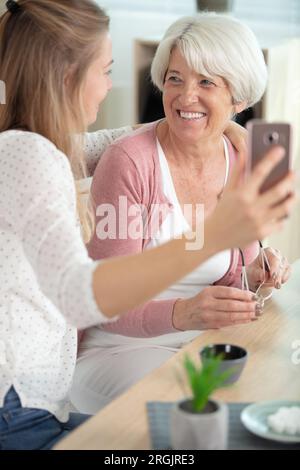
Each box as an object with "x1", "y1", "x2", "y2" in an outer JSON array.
[{"x1": 70, "y1": 14, "x2": 291, "y2": 413}]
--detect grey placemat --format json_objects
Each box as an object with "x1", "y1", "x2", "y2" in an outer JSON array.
[{"x1": 147, "y1": 402, "x2": 300, "y2": 450}]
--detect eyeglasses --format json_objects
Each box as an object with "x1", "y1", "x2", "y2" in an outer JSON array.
[{"x1": 240, "y1": 241, "x2": 273, "y2": 309}]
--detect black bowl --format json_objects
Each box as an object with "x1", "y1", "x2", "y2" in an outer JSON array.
[{"x1": 200, "y1": 344, "x2": 248, "y2": 384}]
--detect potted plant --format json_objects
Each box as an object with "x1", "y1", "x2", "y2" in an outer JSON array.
[{"x1": 170, "y1": 354, "x2": 233, "y2": 450}]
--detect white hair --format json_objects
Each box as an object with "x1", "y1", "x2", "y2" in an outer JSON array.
[{"x1": 151, "y1": 13, "x2": 268, "y2": 107}]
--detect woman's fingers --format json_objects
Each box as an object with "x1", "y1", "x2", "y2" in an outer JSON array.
[
  {"x1": 211, "y1": 286, "x2": 254, "y2": 301},
  {"x1": 273, "y1": 256, "x2": 291, "y2": 287},
  {"x1": 267, "y1": 248, "x2": 282, "y2": 287},
  {"x1": 209, "y1": 144, "x2": 296, "y2": 252},
  {"x1": 249, "y1": 247, "x2": 291, "y2": 289},
  {"x1": 248, "y1": 146, "x2": 285, "y2": 194},
  {"x1": 214, "y1": 299, "x2": 257, "y2": 313},
  {"x1": 248, "y1": 247, "x2": 291, "y2": 289},
  {"x1": 281, "y1": 264, "x2": 291, "y2": 284},
  {"x1": 256, "y1": 194, "x2": 296, "y2": 239},
  {"x1": 207, "y1": 310, "x2": 257, "y2": 328},
  {"x1": 260, "y1": 172, "x2": 295, "y2": 208},
  {"x1": 227, "y1": 310, "x2": 257, "y2": 321},
  {"x1": 260, "y1": 248, "x2": 282, "y2": 287},
  {"x1": 268, "y1": 192, "x2": 296, "y2": 221}
]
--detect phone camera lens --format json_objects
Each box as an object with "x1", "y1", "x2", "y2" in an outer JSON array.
[{"x1": 267, "y1": 131, "x2": 279, "y2": 144}]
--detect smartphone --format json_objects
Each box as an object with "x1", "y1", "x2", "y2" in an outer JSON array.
[{"x1": 247, "y1": 120, "x2": 292, "y2": 193}]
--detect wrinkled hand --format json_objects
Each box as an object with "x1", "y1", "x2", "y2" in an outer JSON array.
[
  {"x1": 172, "y1": 286, "x2": 260, "y2": 331},
  {"x1": 246, "y1": 247, "x2": 291, "y2": 291}
]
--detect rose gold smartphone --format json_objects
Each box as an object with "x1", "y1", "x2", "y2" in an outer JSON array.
[{"x1": 247, "y1": 120, "x2": 292, "y2": 193}]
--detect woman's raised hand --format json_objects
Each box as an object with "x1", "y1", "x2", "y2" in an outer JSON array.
[{"x1": 205, "y1": 146, "x2": 296, "y2": 252}]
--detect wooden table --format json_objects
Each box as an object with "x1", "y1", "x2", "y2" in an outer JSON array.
[{"x1": 55, "y1": 260, "x2": 300, "y2": 450}]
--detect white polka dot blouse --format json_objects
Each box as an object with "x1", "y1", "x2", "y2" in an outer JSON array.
[{"x1": 0, "y1": 126, "x2": 131, "y2": 421}]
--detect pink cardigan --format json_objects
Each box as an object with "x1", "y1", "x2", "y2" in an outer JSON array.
[{"x1": 87, "y1": 121, "x2": 259, "y2": 337}]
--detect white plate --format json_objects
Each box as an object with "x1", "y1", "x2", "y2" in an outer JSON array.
[{"x1": 241, "y1": 401, "x2": 300, "y2": 443}]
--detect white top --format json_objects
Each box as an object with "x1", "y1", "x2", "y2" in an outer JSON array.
[
  {"x1": 0, "y1": 126, "x2": 130, "y2": 421},
  {"x1": 84, "y1": 137, "x2": 231, "y2": 350},
  {"x1": 148, "y1": 137, "x2": 231, "y2": 299},
  {"x1": 145, "y1": 138, "x2": 230, "y2": 344}
]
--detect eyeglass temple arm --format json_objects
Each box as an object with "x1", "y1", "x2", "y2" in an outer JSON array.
[
  {"x1": 259, "y1": 240, "x2": 271, "y2": 273},
  {"x1": 239, "y1": 240, "x2": 271, "y2": 291},
  {"x1": 239, "y1": 248, "x2": 250, "y2": 291}
]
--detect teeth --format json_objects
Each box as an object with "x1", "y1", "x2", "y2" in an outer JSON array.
[{"x1": 179, "y1": 111, "x2": 206, "y2": 120}]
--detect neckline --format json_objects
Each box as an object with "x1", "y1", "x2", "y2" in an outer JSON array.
[
  {"x1": 156, "y1": 135, "x2": 230, "y2": 196},
  {"x1": 156, "y1": 137, "x2": 190, "y2": 230},
  {"x1": 155, "y1": 136, "x2": 230, "y2": 230}
]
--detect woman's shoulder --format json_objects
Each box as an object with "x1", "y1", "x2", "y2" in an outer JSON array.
[
  {"x1": 0, "y1": 130, "x2": 64, "y2": 158},
  {"x1": 108, "y1": 120, "x2": 159, "y2": 156},
  {"x1": 0, "y1": 130, "x2": 67, "y2": 165},
  {"x1": 1, "y1": 129, "x2": 54, "y2": 146},
  {"x1": 223, "y1": 133, "x2": 239, "y2": 168},
  {"x1": 97, "y1": 120, "x2": 160, "y2": 177},
  {"x1": 223, "y1": 134, "x2": 237, "y2": 155},
  {"x1": 0, "y1": 130, "x2": 70, "y2": 183}
]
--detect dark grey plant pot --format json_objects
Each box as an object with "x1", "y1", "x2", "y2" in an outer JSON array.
[
  {"x1": 196, "y1": 0, "x2": 234, "y2": 12},
  {"x1": 170, "y1": 399, "x2": 228, "y2": 450}
]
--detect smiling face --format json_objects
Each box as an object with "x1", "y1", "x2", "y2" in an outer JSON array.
[
  {"x1": 162, "y1": 46, "x2": 245, "y2": 145},
  {"x1": 82, "y1": 33, "x2": 113, "y2": 126}
]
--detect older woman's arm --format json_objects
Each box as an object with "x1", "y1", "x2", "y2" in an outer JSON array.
[{"x1": 87, "y1": 142, "x2": 179, "y2": 337}]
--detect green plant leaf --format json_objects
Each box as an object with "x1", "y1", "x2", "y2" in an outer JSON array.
[{"x1": 182, "y1": 353, "x2": 235, "y2": 413}]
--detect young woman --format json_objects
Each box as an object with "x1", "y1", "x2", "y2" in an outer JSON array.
[{"x1": 0, "y1": 0, "x2": 295, "y2": 450}]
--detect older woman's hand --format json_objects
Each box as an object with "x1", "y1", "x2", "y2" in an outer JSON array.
[
  {"x1": 246, "y1": 247, "x2": 291, "y2": 292},
  {"x1": 172, "y1": 286, "x2": 259, "y2": 331},
  {"x1": 224, "y1": 120, "x2": 247, "y2": 157}
]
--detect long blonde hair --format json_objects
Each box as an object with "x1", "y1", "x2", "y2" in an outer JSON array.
[{"x1": 0, "y1": 0, "x2": 110, "y2": 241}]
